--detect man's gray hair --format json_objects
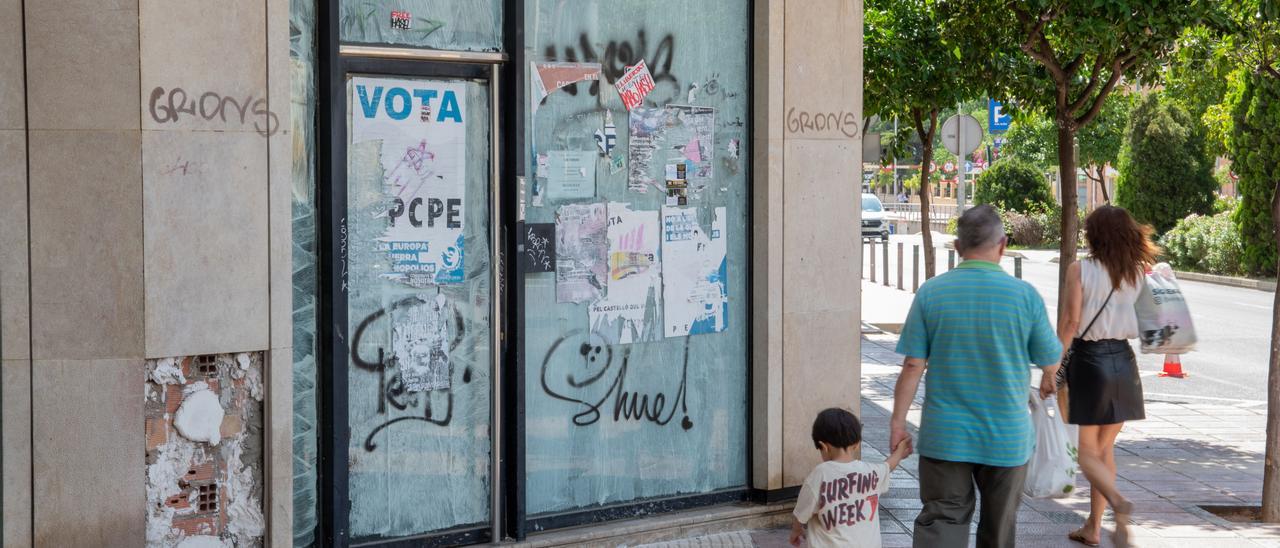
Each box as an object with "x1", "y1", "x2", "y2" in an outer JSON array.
[{"x1": 954, "y1": 205, "x2": 1005, "y2": 254}]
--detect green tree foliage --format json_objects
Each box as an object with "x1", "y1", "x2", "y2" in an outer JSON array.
[
  {"x1": 1077, "y1": 95, "x2": 1130, "y2": 201},
  {"x1": 1114, "y1": 93, "x2": 1217, "y2": 233},
  {"x1": 1228, "y1": 73, "x2": 1280, "y2": 276},
  {"x1": 1002, "y1": 115, "x2": 1057, "y2": 169},
  {"x1": 865, "y1": 0, "x2": 979, "y2": 277},
  {"x1": 974, "y1": 159, "x2": 1055, "y2": 213},
  {"x1": 939, "y1": 0, "x2": 1219, "y2": 301},
  {"x1": 1163, "y1": 27, "x2": 1237, "y2": 124},
  {"x1": 999, "y1": 97, "x2": 1128, "y2": 201}
]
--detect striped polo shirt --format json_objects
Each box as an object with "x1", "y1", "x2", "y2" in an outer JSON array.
[{"x1": 895, "y1": 260, "x2": 1062, "y2": 467}]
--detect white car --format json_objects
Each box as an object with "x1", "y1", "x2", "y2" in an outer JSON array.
[{"x1": 861, "y1": 193, "x2": 890, "y2": 241}]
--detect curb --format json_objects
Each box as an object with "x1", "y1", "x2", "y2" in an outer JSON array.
[
  {"x1": 1172, "y1": 270, "x2": 1277, "y2": 292},
  {"x1": 1044, "y1": 257, "x2": 1275, "y2": 292}
]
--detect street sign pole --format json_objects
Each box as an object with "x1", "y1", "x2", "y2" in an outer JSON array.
[{"x1": 957, "y1": 123, "x2": 967, "y2": 212}]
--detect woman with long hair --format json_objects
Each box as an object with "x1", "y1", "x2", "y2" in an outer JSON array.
[{"x1": 1060, "y1": 206, "x2": 1158, "y2": 548}]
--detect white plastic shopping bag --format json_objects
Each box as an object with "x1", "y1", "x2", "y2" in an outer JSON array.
[
  {"x1": 1135, "y1": 263, "x2": 1197, "y2": 354},
  {"x1": 1024, "y1": 393, "x2": 1079, "y2": 498}
]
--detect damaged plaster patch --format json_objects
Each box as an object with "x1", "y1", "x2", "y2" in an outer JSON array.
[
  {"x1": 146, "y1": 438, "x2": 201, "y2": 546},
  {"x1": 176, "y1": 535, "x2": 231, "y2": 548},
  {"x1": 174, "y1": 386, "x2": 224, "y2": 445},
  {"x1": 145, "y1": 352, "x2": 265, "y2": 548},
  {"x1": 221, "y1": 432, "x2": 265, "y2": 542},
  {"x1": 150, "y1": 357, "x2": 187, "y2": 385}
]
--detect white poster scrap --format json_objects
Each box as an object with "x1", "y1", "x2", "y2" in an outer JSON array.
[
  {"x1": 352, "y1": 76, "x2": 467, "y2": 286},
  {"x1": 555, "y1": 202, "x2": 609, "y2": 304},
  {"x1": 391, "y1": 293, "x2": 453, "y2": 393},
  {"x1": 662, "y1": 206, "x2": 729, "y2": 337},
  {"x1": 589, "y1": 203, "x2": 662, "y2": 343}
]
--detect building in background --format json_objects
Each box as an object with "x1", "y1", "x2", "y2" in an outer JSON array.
[{"x1": 0, "y1": 1, "x2": 864, "y2": 546}]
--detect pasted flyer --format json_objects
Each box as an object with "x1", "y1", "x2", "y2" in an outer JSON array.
[
  {"x1": 627, "y1": 105, "x2": 715, "y2": 196},
  {"x1": 662, "y1": 206, "x2": 728, "y2": 337},
  {"x1": 614, "y1": 59, "x2": 656, "y2": 110},
  {"x1": 588, "y1": 203, "x2": 662, "y2": 343},
  {"x1": 555, "y1": 202, "x2": 609, "y2": 303},
  {"x1": 351, "y1": 76, "x2": 467, "y2": 286}
]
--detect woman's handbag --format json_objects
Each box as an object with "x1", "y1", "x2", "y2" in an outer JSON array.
[{"x1": 1055, "y1": 286, "x2": 1116, "y2": 423}]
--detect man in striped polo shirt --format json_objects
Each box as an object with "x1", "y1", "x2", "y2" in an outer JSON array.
[{"x1": 890, "y1": 205, "x2": 1062, "y2": 547}]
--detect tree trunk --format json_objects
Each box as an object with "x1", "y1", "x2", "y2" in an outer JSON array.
[
  {"x1": 1092, "y1": 166, "x2": 1110, "y2": 203},
  {"x1": 1056, "y1": 124, "x2": 1080, "y2": 314},
  {"x1": 1263, "y1": 179, "x2": 1280, "y2": 523},
  {"x1": 920, "y1": 142, "x2": 937, "y2": 279}
]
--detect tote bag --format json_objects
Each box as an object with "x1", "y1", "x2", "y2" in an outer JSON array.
[{"x1": 1135, "y1": 263, "x2": 1197, "y2": 354}]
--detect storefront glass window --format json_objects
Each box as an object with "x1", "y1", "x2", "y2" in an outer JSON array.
[
  {"x1": 289, "y1": 0, "x2": 320, "y2": 545},
  {"x1": 344, "y1": 75, "x2": 494, "y2": 540},
  {"x1": 339, "y1": 0, "x2": 502, "y2": 52},
  {"x1": 521, "y1": 1, "x2": 751, "y2": 517}
]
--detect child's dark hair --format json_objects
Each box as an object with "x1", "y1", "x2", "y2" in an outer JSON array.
[{"x1": 812, "y1": 408, "x2": 862, "y2": 450}]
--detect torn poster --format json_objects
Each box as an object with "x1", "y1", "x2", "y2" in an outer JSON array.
[
  {"x1": 351, "y1": 76, "x2": 467, "y2": 286},
  {"x1": 614, "y1": 59, "x2": 656, "y2": 110},
  {"x1": 520, "y1": 222, "x2": 556, "y2": 273},
  {"x1": 555, "y1": 202, "x2": 609, "y2": 303},
  {"x1": 531, "y1": 61, "x2": 601, "y2": 113},
  {"x1": 545, "y1": 150, "x2": 597, "y2": 201},
  {"x1": 627, "y1": 105, "x2": 715, "y2": 195},
  {"x1": 391, "y1": 293, "x2": 453, "y2": 392},
  {"x1": 662, "y1": 206, "x2": 729, "y2": 337},
  {"x1": 594, "y1": 110, "x2": 618, "y2": 155},
  {"x1": 588, "y1": 203, "x2": 662, "y2": 343}
]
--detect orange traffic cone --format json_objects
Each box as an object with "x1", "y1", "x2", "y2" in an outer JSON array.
[{"x1": 1158, "y1": 354, "x2": 1187, "y2": 378}]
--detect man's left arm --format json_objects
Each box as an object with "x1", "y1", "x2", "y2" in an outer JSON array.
[{"x1": 1028, "y1": 292, "x2": 1063, "y2": 398}]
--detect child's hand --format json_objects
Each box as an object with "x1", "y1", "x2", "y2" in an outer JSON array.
[
  {"x1": 789, "y1": 520, "x2": 805, "y2": 546},
  {"x1": 893, "y1": 437, "x2": 913, "y2": 458}
]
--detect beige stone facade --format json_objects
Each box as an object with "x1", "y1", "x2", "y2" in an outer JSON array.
[{"x1": 0, "y1": 0, "x2": 861, "y2": 545}]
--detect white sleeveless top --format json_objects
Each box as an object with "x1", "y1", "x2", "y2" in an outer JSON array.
[{"x1": 1077, "y1": 258, "x2": 1141, "y2": 341}]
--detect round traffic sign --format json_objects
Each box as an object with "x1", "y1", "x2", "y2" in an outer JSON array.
[{"x1": 941, "y1": 114, "x2": 983, "y2": 156}]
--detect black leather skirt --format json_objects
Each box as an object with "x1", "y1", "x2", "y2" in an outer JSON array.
[{"x1": 1066, "y1": 338, "x2": 1146, "y2": 425}]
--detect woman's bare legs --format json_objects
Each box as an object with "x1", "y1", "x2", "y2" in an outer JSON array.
[{"x1": 1073, "y1": 423, "x2": 1129, "y2": 546}]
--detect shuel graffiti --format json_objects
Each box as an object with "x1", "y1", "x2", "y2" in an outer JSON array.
[{"x1": 540, "y1": 330, "x2": 693, "y2": 430}]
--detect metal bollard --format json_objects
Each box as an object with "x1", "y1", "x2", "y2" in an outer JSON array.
[
  {"x1": 912, "y1": 245, "x2": 920, "y2": 293},
  {"x1": 1015, "y1": 256, "x2": 1023, "y2": 279},
  {"x1": 870, "y1": 239, "x2": 877, "y2": 283},
  {"x1": 882, "y1": 239, "x2": 890, "y2": 287},
  {"x1": 897, "y1": 243, "x2": 904, "y2": 290},
  {"x1": 948, "y1": 249, "x2": 955, "y2": 270}
]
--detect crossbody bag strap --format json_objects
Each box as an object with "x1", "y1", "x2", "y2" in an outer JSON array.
[
  {"x1": 1056, "y1": 285, "x2": 1117, "y2": 390},
  {"x1": 1080, "y1": 286, "x2": 1116, "y2": 340}
]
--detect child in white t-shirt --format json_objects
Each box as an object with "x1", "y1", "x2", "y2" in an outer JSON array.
[{"x1": 790, "y1": 408, "x2": 912, "y2": 548}]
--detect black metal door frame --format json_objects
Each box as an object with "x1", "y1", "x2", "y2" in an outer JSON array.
[{"x1": 316, "y1": 1, "x2": 509, "y2": 543}]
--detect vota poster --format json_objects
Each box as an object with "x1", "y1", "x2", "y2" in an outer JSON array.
[{"x1": 351, "y1": 76, "x2": 467, "y2": 286}]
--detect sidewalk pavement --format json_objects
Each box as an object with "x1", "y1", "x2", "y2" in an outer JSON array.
[{"x1": 643, "y1": 332, "x2": 1276, "y2": 548}]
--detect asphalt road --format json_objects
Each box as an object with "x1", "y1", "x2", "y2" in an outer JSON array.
[{"x1": 862, "y1": 234, "x2": 1275, "y2": 404}]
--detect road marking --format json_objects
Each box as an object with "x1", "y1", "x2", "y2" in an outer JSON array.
[
  {"x1": 1144, "y1": 391, "x2": 1266, "y2": 406},
  {"x1": 1236, "y1": 302, "x2": 1270, "y2": 310}
]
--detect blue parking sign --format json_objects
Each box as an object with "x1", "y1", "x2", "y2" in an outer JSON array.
[{"x1": 989, "y1": 99, "x2": 1011, "y2": 133}]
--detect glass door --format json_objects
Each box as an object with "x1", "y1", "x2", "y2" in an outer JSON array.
[{"x1": 342, "y1": 69, "x2": 495, "y2": 543}]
